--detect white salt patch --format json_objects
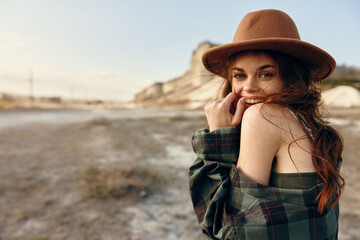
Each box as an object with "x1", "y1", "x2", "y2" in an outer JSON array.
[
  {"x1": 125, "y1": 188, "x2": 200, "y2": 240},
  {"x1": 166, "y1": 144, "x2": 195, "y2": 168},
  {"x1": 147, "y1": 142, "x2": 195, "y2": 169}
]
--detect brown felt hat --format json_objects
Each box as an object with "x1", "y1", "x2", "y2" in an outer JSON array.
[{"x1": 202, "y1": 9, "x2": 336, "y2": 81}]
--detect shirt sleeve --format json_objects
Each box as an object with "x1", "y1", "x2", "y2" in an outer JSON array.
[{"x1": 189, "y1": 126, "x2": 240, "y2": 239}]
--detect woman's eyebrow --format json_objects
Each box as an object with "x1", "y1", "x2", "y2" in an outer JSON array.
[
  {"x1": 258, "y1": 64, "x2": 275, "y2": 70},
  {"x1": 232, "y1": 67, "x2": 244, "y2": 72},
  {"x1": 232, "y1": 65, "x2": 275, "y2": 72}
]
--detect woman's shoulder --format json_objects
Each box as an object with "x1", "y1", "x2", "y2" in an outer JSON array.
[
  {"x1": 242, "y1": 103, "x2": 291, "y2": 127},
  {"x1": 241, "y1": 103, "x2": 302, "y2": 140},
  {"x1": 240, "y1": 103, "x2": 289, "y2": 152},
  {"x1": 238, "y1": 103, "x2": 285, "y2": 184}
]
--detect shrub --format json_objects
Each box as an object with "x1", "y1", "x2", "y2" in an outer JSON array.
[{"x1": 80, "y1": 162, "x2": 165, "y2": 200}]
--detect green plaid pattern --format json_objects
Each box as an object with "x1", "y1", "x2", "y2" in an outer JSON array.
[{"x1": 189, "y1": 126, "x2": 339, "y2": 240}]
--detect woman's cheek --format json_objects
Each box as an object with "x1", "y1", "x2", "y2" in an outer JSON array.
[{"x1": 231, "y1": 83, "x2": 243, "y2": 95}]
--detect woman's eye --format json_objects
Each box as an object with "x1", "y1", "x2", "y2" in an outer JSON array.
[
  {"x1": 259, "y1": 72, "x2": 273, "y2": 78},
  {"x1": 234, "y1": 73, "x2": 246, "y2": 79}
]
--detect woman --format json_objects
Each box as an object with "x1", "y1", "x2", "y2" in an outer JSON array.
[{"x1": 189, "y1": 9, "x2": 344, "y2": 239}]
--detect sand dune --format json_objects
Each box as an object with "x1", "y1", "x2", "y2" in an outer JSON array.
[{"x1": 322, "y1": 85, "x2": 360, "y2": 108}]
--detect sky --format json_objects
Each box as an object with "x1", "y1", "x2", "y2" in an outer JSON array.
[{"x1": 0, "y1": 0, "x2": 359, "y2": 102}]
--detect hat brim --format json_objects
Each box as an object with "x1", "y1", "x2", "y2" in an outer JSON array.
[{"x1": 202, "y1": 38, "x2": 336, "y2": 81}]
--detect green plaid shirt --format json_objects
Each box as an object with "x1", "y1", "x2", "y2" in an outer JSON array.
[{"x1": 189, "y1": 126, "x2": 339, "y2": 240}]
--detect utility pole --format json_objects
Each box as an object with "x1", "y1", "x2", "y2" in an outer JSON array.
[
  {"x1": 29, "y1": 69, "x2": 34, "y2": 100},
  {"x1": 69, "y1": 86, "x2": 74, "y2": 102},
  {"x1": 29, "y1": 69, "x2": 34, "y2": 107}
]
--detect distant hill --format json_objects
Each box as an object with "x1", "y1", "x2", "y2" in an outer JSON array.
[
  {"x1": 322, "y1": 65, "x2": 360, "y2": 90},
  {"x1": 133, "y1": 41, "x2": 360, "y2": 109},
  {"x1": 331, "y1": 65, "x2": 360, "y2": 78}
]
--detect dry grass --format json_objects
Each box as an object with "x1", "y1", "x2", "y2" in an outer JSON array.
[{"x1": 80, "y1": 162, "x2": 165, "y2": 201}]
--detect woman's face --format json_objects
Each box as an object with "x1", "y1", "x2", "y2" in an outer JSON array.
[{"x1": 230, "y1": 52, "x2": 284, "y2": 105}]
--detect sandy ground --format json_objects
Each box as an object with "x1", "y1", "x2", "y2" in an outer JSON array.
[
  {"x1": 328, "y1": 108, "x2": 360, "y2": 240},
  {"x1": 0, "y1": 108, "x2": 359, "y2": 240}
]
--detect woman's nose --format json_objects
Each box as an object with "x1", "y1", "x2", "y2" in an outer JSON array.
[{"x1": 243, "y1": 78, "x2": 259, "y2": 92}]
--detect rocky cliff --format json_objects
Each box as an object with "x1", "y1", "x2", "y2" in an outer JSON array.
[{"x1": 133, "y1": 41, "x2": 224, "y2": 109}]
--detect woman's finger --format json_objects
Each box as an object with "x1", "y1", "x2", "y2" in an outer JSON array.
[
  {"x1": 232, "y1": 97, "x2": 246, "y2": 125},
  {"x1": 221, "y1": 92, "x2": 237, "y2": 111}
]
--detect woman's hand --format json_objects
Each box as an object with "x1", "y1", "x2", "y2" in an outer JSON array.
[{"x1": 204, "y1": 92, "x2": 246, "y2": 131}]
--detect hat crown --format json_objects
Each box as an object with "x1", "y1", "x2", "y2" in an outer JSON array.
[{"x1": 233, "y1": 9, "x2": 301, "y2": 42}]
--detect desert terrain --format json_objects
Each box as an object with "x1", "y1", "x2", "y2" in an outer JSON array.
[
  {"x1": 0, "y1": 106, "x2": 359, "y2": 240},
  {"x1": 0, "y1": 109, "x2": 206, "y2": 240}
]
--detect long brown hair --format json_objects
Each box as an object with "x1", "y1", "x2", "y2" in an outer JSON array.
[{"x1": 220, "y1": 50, "x2": 344, "y2": 213}]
